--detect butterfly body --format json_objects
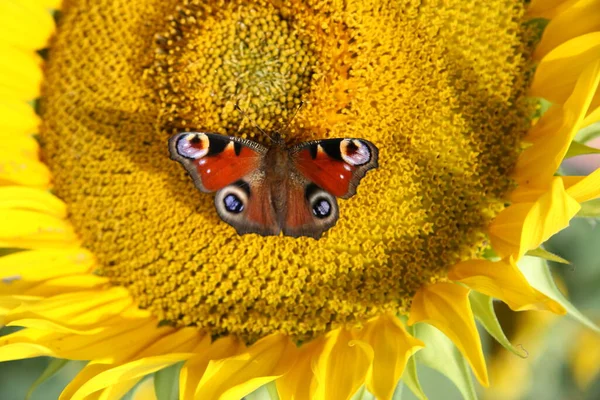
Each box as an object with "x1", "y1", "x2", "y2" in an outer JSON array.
[{"x1": 169, "y1": 132, "x2": 378, "y2": 239}]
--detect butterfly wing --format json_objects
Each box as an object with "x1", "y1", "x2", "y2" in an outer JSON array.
[
  {"x1": 284, "y1": 138, "x2": 379, "y2": 238},
  {"x1": 169, "y1": 132, "x2": 279, "y2": 236}
]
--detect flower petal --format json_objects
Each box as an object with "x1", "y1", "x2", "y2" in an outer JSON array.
[
  {"x1": 534, "y1": 0, "x2": 600, "y2": 60},
  {"x1": 179, "y1": 336, "x2": 240, "y2": 400},
  {"x1": 131, "y1": 378, "x2": 157, "y2": 400},
  {"x1": 0, "y1": 100, "x2": 40, "y2": 133},
  {"x1": 0, "y1": 0, "x2": 55, "y2": 50},
  {"x1": 530, "y1": 32, "x2": 600, "y2": 105},
  {"x1": 516, "y1": 59, "x2": 600, "y2": 186},
  {"x1": 449, "y1": 258, "x2": 565, "y2": 313},
  {"x1": 313, "y1": 328, "x2": 374, "y2": 400},
  {"x1": 195, "y1": 333, "x2": 298, "y2": 400},
  {"x1": 1, "y1": 136, "x2": 40, "y2": 160},
  {"x1": 527, "y1": 0, "x2": 576, "y2": 18},
  {"x1": 561, "y1": 168, "x2": 600, "y2": 202},
  {"x1": 410, "y1": 323, "x2": 478, "y2": 400},
  {"x1": 408, "y1": 282, "x2": 488, "y2": 386},
  {"x1": 360, "y1": 314, "x2": 423, "y2": 400},
  {"x1": 275, "y1": 336, "x2": 324, "y2": 400},
  {"x1": 71, "y1": 354, "x2": 195, "y2": 400},
  {"x1": 0, "y1": 156, "x2": 51, "y2": 188},
  {"x1": 489, "y1": 178, "x2": 581, "y2": 259},
  {"x1": 0, "y1": 44, "x2": 43, "y2": 100},
  {"x1": 0, "y1": 187, "x2": 66, "y2": 216}
]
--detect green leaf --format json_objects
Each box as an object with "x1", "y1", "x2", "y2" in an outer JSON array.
[
  {"x1": 26, "y1": 358, "x2": 69, "y2": 400},
  {"x1": 245, "y1": 383, "x2": 281, "y2": 400},
  {"x1": 392, "y1": 382, "x2": 404, "y2": 400},
  {"x1": 154, "y1": 362, "x2": 182, "y2": 400},
  {"x1": 576, "y1": 198, "x2": 600, "y2": 218},
  {"x1": 564, "y1": 140, "x2": 600, "y2": 158},
  {"x1": 525, "y1": 247, "x2": 570, "y2": 265},
  {"x1": 518, "y1": 256, "x2": 600, "y2": 333},
  {"x1": 350, "y1": 386, "x2": 375, "y2": 400},
  {"x1": 401, "y1": 352, "x2": 427, "y2": 400},
  {"x1": 410, "y1": 323, "x2": 478, "y2": 400},
  {"x1": 469, "y1": 291, "x2": 527, "y2": 358},
  {"x1": 575, "y1": 121, "x2": 600, "y2": 143}
]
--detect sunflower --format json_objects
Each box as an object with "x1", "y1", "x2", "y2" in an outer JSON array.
[{"x1": 1, "y1": 0, "x2": 600, "y2": 399}]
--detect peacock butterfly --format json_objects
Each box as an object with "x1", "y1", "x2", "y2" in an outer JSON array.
[{"x1": 168, "y1": 126, "x2": 378, "y2": 239}]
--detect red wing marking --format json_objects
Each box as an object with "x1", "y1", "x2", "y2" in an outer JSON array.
[
  {"x1": 293, "y1": 148, "x2": 355, "y2": 197},
  {"x1": 194, "y1": 146, "x2": 261, "y2": 191}
]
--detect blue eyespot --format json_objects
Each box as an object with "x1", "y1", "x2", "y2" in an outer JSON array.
[
  {"x1": 224, "y1": 194, "x2": 244, "y2": 213},
  {"x1": 312, "y1": 198, "x2": 331, "y2": 218}
]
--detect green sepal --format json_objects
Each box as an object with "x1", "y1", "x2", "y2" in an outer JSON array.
[
  {"x1": 246, "y1": 382, "x2": 280, "y2": 400},
  {"x1": 575, "y1": 121, "x2": 600, "y2": 143},
  {"x1": 154, "y1": 362, "x2": 182, "y2": 400},
  {"x1": 351, "y1": 386, "x2": 375, "y2": 400},
  {"x1": 410, "y1": 323, "x2": 478, "y2": 400},
  {"x1": 400, "y1": 350, "x2": 427, "y2": 400},
  {"x1": 518, "y1": 256, "x2": 600, "y2": 333},
  {"x1": 469, "y1": 291, "x2": 527, "y2": 358},
  {"x1": 26, "y1": 358, "x2": 69, "y2": 400},
  {"x1": 576, "y1": 198, "x2": 600, "y2": 218},
  {"x1": 564, "y1": 140, "x2": 600, "y2": 158},
  {"x1": 525, "y1": 247, "x2": 570, "y2": 265}
]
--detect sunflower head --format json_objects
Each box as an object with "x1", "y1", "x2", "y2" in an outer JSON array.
[{"x1": 2, "y1": 0, "x2": 600, "y2": 399}]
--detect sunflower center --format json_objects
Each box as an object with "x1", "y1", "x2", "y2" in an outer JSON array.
[{"x1": 41, "y1": 0, "x2": 534, "y2": 342}]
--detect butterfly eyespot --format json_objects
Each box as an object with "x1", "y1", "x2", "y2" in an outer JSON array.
[
  {"x1": 223, "y1": 194, "x2": 244, "y2": 213},
  {"x1": 312, "y1": 198, "x2": 332, "y2": 218},
  {"x1": 176, "y1": 133, "x2": 210, "y2": 159},
  {"x1": 340, "y1": 139, "x2": 371, "y2": 166}
]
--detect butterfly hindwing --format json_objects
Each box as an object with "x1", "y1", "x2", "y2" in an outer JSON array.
[{"x1": 169, "y1": 132, "x2": 268, "y2": 192}]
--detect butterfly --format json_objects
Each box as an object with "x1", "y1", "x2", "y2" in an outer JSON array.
[{"x1": 168, "y1": 130, "x2": 378, "y2": 239}]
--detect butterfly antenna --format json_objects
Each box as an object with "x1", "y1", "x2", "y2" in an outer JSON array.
[
  {"x1": 280, "y1": 101, "x2": 304, "y2": 135},
  {"x1": 234, "y1": 104, "x2": 275, "y2": 142}
]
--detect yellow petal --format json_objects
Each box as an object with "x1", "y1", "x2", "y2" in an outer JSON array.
[
  {"x1": 0, "y1": 45, "x2": 43, "y2": 100},
  {"x1": 583, "y1": 104, "x2": 600, "y2": 127},
  {"x1": 530, "y1": 33, "x2": 600, "y2": 105},
  {"x1": 448, "y1": 258, "x2": 565, "y2": 314},
  {"x1": 561, "y1": 168, "x2": 600, "y2": 202},
  {"x1": 360, "y1": 314, "x2": 424, "y2": 400},
  {"x1": 0, "y1": 100, "x2": 40, "y2": 133},
  {"x1": 1, "y1": 136, "x2": 40, "y2": 160},
  {"x1": 195, "y1": 333, "x2": 298, "y2": 400},
  {"x1": 276, "y1": 337, "x2": 324, "y2": 400},
  {"x1": 98, "y1": 378, "x2": 144, "y2": 400},
  {"x1": 313, "y1": 328, "x2": 374, "y2": 400},
  {"x1": 408, "y1": 282, "x2": 488, "y2": 386},
  {"x1": 130, "y1": 378, "x2": 157, "y2": 400},
  {"x1": 0, "y1": 156, "x2": 51, "y2": 188},
  {"x1": 6, "y1": 287, "x2": 132, "y2": 327},
  {"x1": 71, "y1": 353, "x2": 195, "y2": 400},
  {"x1": 61, "y1": 363, "x2": 114, "y2": 400},
  {"x1": 0, "y1": 0, "x2": 55, "y2": 50},
  {"x1": 179, "y1": 336, "x2": 241, "y2": 400},
  {"x1": 23, "y1": 274, "x2": 108, "y2": 297},
  {"x1": 136, "y1": 327, "x2": 202, "y2": 357},
  {"x1": 0, "y1": 209, "x2": 78, "y2": 248},
  {"x1": 534, "y1": 0, "x2": 600, "y2": 60},
  {"x1": 0, "y1": 319, "x2": 166, "y2": 362},
  {"x1": 516, "y1": 59, "x2": 600, "y2": 186},
  {"x1": 489, "y1": 178, "x2": 581, "y2": 259},
  {"x1": 527, "y1": 0, "x2": 578, "y2": 18},
  {"x1": 0, "y1": 248, "x2": 93, "y2": 282}
]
